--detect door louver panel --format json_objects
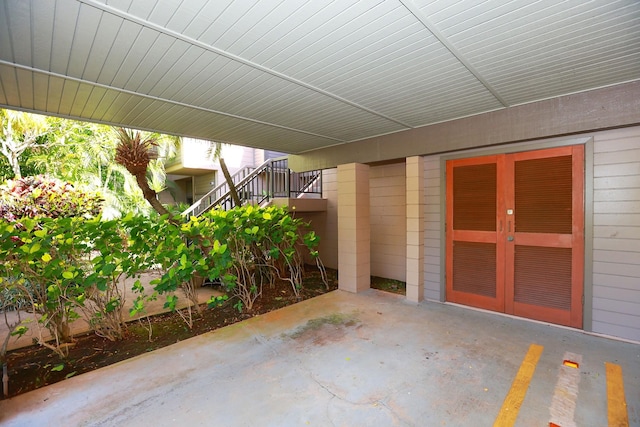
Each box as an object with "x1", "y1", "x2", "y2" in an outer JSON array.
[
  {"x1": 515, "y1": 155, "x2": 572, "y2": 234},
  {"x1": 453, "y1": 241, "x2": 496, "y2": 297},
  {"x1": 453, "y1": 163, "x2": 496, "y2": 231},
  {"x1": 514, "y1": 246, "x2": 572, "y2": 310}
]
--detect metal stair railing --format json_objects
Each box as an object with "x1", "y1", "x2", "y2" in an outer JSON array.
[
  {"x1": 181, "y1": 165, "x2": 254, "y2": 217},
  {"x1": 181, "y1": 157, "x2": 323, "y2": 217}
]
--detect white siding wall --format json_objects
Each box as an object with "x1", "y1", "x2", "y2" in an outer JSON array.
[
  {"x1": 370, "y1": 163, "x2": 406, "y2": 281},
  {"x1": 423, "y1": 156, "x2": 442, "y2": 301},
  {"x1": 591, "y1": 126, "x2": 640, "y2": 341}
]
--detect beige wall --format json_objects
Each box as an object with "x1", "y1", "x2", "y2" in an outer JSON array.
[
  {"x1": 193, "y1": 172, "x2": 216, "y2": 201},
  {"x1": 308, "y1": 164, "x2": 408, "y2": 283},
  {"x1": 313, "y1": 169, "x2": 338, "y2": 270},
  {"x1": 369, "y1": 162, "x2": 406, "y2": 281}
]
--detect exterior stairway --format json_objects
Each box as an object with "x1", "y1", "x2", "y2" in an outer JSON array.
[{"x1": 181, "y1": 158, "x2": 324, "y2": 217}]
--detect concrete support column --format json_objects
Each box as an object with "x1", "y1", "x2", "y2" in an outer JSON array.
[
  {"x1": 337, "y1": 163, "x2": 370, "y2": 293},
  {"x1": 406, "y1": 156, "x2": 425, "y2": 302}
]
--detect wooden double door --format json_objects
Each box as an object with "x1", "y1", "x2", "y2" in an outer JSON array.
[{"x1": 445, "y1": 145, "x2": 584, "y2": 328}]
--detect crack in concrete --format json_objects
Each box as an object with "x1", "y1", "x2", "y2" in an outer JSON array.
[{"x1": 304, "y1": 369, "x2": 409, "y2": 426}]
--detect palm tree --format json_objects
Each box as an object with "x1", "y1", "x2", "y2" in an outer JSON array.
[
  {"x1": 30, "y1": 120, "x2": 154, "y2": 218},
  {"x1": 114, "y1": 127, "x2": 171, "y2": 216}
]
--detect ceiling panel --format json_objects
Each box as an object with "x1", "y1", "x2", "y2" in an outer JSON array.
[
  {"x1": 0, "y1": 6, "x2": 13, "y2": 64},
  {"x1": 50, "y1": 0, "x2": 81, "y2": 75},
  {"x1": 2, "y1": 2, "x2": 32, "y2": 67},
  {"x1": 81, "y1": 13, "x2": 128, "y2": 81},
  {"x1": 32, "y1": 7, "x2": 57, "y2": 72},
  {"x1": 33, "y1": 74, "x2": 50, "y2": 113},
  {"x1": 423, "y1": 0, "x2": 640, "y2": 105},
  {"x1": 0, "y1": 0, "x2": 638, "y2": 154},
  {"x1": 0, "y1": 65, "x2": 19, "y2": 107}
]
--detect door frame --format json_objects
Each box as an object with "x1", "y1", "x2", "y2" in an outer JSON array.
[{"x1": 439, "y1": 135, "x2": 594, "y2": 331}]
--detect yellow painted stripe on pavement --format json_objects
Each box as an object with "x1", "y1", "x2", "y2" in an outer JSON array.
[
  {"x1": 605, "y1": 362, "x2": 629, "y2": 427},
  {"x1": 494, "y1": 343, "x2": 544, "y2": 427}
]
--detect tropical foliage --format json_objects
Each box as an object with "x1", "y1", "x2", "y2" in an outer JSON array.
[
  {"x1": 1, "y1": 109, "x2": 178, "y2": 218},
  {"x1": 0, "y1": 206, "x2": 322, "y2": 358},
  {"x1": 113, "y1": 127, "x2": 173, "y2": 217},
  {"x1": 0, "y1": 108, "x2": 326, "y2": 372},
  {"x1": 0, "y1": 175, "x2": 102, "y2": 222},
  {"x1": 0, "y1": 109, "x2": 50, "y2": 179}
]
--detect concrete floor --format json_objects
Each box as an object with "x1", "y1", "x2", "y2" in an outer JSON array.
[{"x1": 0, "y1": 290, "x2": 638, "y2": 427}]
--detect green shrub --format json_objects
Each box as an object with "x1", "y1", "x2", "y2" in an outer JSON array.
[{"x1": 0, "y1": 205, "x2": 323, "y2": 356}]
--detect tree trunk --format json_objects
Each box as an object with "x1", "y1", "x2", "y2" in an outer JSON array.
[
  {"x1": 219, "y1": 157, "x2": 242, "y2": 207},
  {"x1": 9, "y1": 152, "x2": 21, "y2": 179},
  {"x1": 135, "y1": 173, "x2": 170, "y2": 216}
]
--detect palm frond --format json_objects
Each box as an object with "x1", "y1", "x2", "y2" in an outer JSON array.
[{"x1": 114, "y1": 127, "x2": 159, "y2": 175}]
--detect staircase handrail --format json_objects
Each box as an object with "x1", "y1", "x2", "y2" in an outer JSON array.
[
  {"x1": 205, "y1": 158, "x2": 276, "y2": 211},
  {"x1": 294, "y1": 170, "x2": 322, "y2": 198},
  {"x1": 181, "y1": 157, "x2": 323, "y2": 216},
  {"x1": 181, "y1": 165, "x2": 255, "y2": 217}
]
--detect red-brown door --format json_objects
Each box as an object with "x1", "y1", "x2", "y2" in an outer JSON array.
[{"x1": 446, "y1": 145, "x2": 584, "y2": 328}]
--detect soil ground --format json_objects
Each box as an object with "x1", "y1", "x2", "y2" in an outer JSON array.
[
  {"x1": 2, "y1": 269, "x2": 405, "y2": 399},
  {"x1": 370, "y1": 276, "x2": 406, "y2": 295}
]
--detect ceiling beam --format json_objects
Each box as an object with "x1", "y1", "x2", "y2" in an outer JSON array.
[{"x1": 399, "y1": 0, "x2": 509, "y2": 107}]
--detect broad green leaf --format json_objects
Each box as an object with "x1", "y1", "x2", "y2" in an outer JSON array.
[
  {"x1": 101, "y1": 263, "x2": 116, "y2": 275},
  {"x1": 164, "y1": 295, "x2": 178, "y2": 311},
  {"x1": 22, "y1": 218, "x2": 35, "y2": 232},
  {"x1": 62, "y1": 271, "x2": 74, "y2": 279},
  {"x1": 41, "y1": 253, "x2": 52, "y2": 263},
  {"x1": 96, "y1": 278, "x2": 108, "y2": 292},
  {"x1": 11, "y1": 325, "x2": 28, "y2": 337},
  {"x1": 51, "y1": 364, "x2": 64, "y2": 372},
  {"x1": 34, "y1": 229, "x2": 47, "y2": 238},
  {"x1": 132, "y1": 279, "x2": 144, "y2": 293}
]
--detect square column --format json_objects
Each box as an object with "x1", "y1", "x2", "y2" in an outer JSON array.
[
  {"x1": 406, "y1": 156, "x2": 425, "y2": 302},
  {"x1": 337, "y1": 163, "x2": 370, "y2": 293}
]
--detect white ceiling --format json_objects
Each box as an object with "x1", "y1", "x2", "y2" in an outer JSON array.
[{"x1": 0, "y1": 0, "x2": 639, "y2": 154}]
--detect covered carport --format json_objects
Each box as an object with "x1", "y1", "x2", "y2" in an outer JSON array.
[{"x1": 0, "y1": 1, "x2": 639, "y2": 425}]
